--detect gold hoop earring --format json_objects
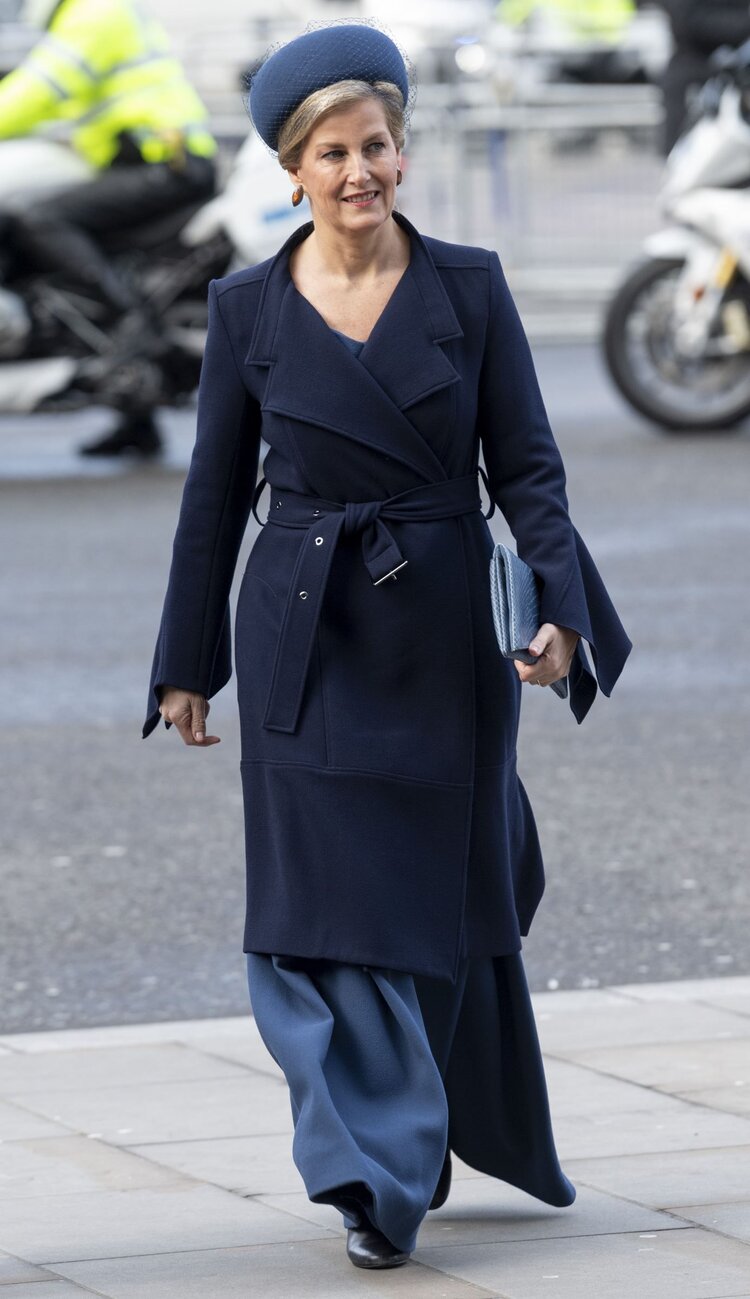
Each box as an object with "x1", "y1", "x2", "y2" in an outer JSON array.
[
  {"x1": 396, "y1": 168, "x2": 402, "y2": 187},
  {"x1": 291, "y1": 184, "x2": 305, "y2": 207}
]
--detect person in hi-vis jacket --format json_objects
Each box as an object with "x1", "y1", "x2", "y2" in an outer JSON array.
[{"x1": 0, "y1": 0, "x2": 217, "y2": 457}]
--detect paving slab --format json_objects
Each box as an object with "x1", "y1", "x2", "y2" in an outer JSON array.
[
  {"x1": 565, "y1": 1145, "x2": 750, "y2": 1208},
  {"x1": 529, "y1": 989, "x2": 635, "y2": 1014},
  {"x1": 126, "y1": 1140, "x2": 485, "y2": 1205},
  {"x1": 0, "y1": 1017, "x2": 253, "y2": 1055},
  {"x1": 252, "y1": 1192, "x2": 348, "y2": 1237},
  {"x1": 258, "y1": 1178, "x2": 675, "y2": 1247},
  {"x1": 414, "y1": 1226, "x2": 750, "y2": 1299},
  {"x1": 667, "y1": 1202, "x2": 750, "y2": 1245},
  {"x1": 0, "y1": 1044, "x2": 250, "y2": 1095},
  {"x1": 53, "y1": 1239, "x2": 495, "y2": 1298},
  {"x1": 612, "y1": 977, "x2": 750, "y2": 1003},
  {"x1": 692, "y1": 994, "x2": 750, "y2": 1018},
  {"x1": 6, "y1": 1074, "x2": 292, "y2": 1145},
  {"x1": 0, "y1": 1183, "x2": 332, "y2": 1265},
  {"x1": 537, "y1": 1001, "x2": 750, "y2": 1055},
  {"x1": 542, "y1": 1056, "x2": 681, "y2": 1117},
  {"x1": 0, "y1": 1135, "x2": 185, "y2": 1198},
  {"x1": 0, "y1": 1099, "x2": 72, "y2": 1141},
  {"x1": 127, "y1": 1132, "x2": 303, "y2": 1196},
  {"x1": 676, "y1": 1085, "x2": 750, "y2": 1116},
  {"x1": 0, "y1": 1284, "x2": 95, "y2": 1296},
  {"x1": 567, "y1": 1039, "x2": 750, "y2": 1092},
  {"x1": 0, "y1": 1021, "x2": 286, "y2": 1085},
  {"x1": 552, "y1": 1096, "x2": 750, "y2": 1159},
  {"x1": 175, "y1": 1030, "x2": 285, "y2": 1082},
  {"x1": 0, "y1": 1251, "x2": 56, "y2": 1285}
]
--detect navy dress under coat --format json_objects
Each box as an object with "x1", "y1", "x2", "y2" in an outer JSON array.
[{"x1": 143, "y1": 209, "x2": 631, "y2": 983}]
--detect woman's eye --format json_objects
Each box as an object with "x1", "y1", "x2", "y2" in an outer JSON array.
[{"x1": 322, "y1": 142, "x2": 387, "y2": 160}]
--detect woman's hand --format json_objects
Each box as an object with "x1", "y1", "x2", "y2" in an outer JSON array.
[
  {"x1": 159, "y1": 688, "x2": 220, "y2": 746},
  {"x1": 514, "y1": 624, "x2": 580, "y2": 688}
]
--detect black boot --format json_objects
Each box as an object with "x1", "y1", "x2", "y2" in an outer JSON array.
[
  {"x1": 346, "y1": 1225, "x2": 410, "y2": 1269},
  {"x1": 429, "y1": 1148, "x2": 452, "y2": 1210},
  {"x1": 79, "y1": 412, "x2": 163, "y2": 459}
]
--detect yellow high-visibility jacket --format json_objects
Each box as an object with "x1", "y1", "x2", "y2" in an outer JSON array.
[
  {"x1": 0, "y1": 0, "x2": 216, "y2": 168},
  {"x1": 498, "y1": 0, "x2": 636, "y2": 44}
]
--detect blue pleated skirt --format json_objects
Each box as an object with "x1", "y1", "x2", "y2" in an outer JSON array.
[{"x1": 246, "y1": 950, "x2": 576, "y2": 1255}]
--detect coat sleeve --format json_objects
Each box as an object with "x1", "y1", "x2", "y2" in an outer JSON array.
[
  {"x1": 142, "y1": 279, "x2": 262, "y2": 738},
  {"x1": 477, "y1": 250, "x2": 632, "y2": 723}
]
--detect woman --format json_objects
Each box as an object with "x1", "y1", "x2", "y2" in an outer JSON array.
[{"x1": 144, "y1": 21, "x2": 631, "y2": 1272}]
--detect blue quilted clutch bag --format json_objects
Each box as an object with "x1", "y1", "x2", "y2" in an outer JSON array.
[{"x1": 489, "y1": 543, "x2": 568, "y2": 700}]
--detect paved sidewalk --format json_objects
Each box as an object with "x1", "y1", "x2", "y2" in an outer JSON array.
[{"x1": 0, "y1": 976, "x2": 749, "y2": 1298}]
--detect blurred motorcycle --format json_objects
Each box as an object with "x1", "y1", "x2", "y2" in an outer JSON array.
[
  {"x1": 0, "y1": 132, "x2": 308, "y2": 416},
  {"x1": 603, "y1": 41, "x2": 750, "y2": 431}
]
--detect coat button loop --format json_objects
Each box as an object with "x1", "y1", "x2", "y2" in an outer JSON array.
[
  {"x1": 315, "y1": 537, "x2": 323, "y2": 546},
  {"x1": 299, "y1": 591, "x2": 308, "y2": 599}
]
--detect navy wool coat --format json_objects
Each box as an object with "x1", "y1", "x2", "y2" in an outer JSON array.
[{"x1": 144, "y1": 211, "x2": 631, "y2": 982}]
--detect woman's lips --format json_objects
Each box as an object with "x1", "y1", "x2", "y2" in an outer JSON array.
[{"x1": 342, "y1": 191, "x2": 378, "y2": 207}]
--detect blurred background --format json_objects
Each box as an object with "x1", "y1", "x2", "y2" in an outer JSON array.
[
  {"x1": 1, "y1": 0, "x2": 674, "y2": 339},
  {"x1": 1, "y1": 0, "x2": 748, "y2": 1033}
]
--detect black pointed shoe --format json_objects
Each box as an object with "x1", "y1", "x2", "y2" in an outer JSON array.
[
  {"x1": 345, "y1": 1226, "x2": 410, "y2": 1269},
  {"x1": 429, "y1": 1149, "x2": 452, "y2": 1210}
]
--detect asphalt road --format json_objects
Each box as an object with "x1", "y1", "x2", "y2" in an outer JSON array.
[{"x1": 2, "y1": 344, "x2": 749, "y2": 1033}]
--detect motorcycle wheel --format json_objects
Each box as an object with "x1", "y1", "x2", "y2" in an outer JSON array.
[{"x1": 603, "y1": 256, "x2": 750, "y2": 432}]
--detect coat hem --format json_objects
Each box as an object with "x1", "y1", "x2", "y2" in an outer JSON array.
[{"x1": 242, "y1": 940, "x2": 465, "y2": 984}]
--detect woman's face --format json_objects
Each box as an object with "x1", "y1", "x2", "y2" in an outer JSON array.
[{"x1": 288, "y1": 98, "x2": 402, "y2": 237}]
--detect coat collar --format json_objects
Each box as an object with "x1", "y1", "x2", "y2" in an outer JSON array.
[{"x1": 244, "y1": 211, "x2": 464, "y2": 483}]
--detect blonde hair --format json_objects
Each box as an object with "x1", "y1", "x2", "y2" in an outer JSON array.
[{"x1": 277, "y1": 79, "x2": 405, "y2": 170}]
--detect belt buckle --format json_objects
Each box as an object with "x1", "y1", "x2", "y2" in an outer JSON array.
[{"x1": 373, "y1": 559, "x2": 408, "y2": 585}]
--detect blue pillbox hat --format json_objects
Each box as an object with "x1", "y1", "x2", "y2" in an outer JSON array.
[{"x1": 247, "y1": 22, "x2": 412, "y2": 153}]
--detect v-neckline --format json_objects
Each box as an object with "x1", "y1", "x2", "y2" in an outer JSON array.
[
  {"x1": 285, "y1": 222, "x2": 413, "y2": 355},
  {"x1": 331, "y1": 327, "x2": 366, "y2": 352}
]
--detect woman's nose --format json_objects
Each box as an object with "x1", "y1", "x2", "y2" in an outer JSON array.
[{"x1": 347, "y1": 154, "x2": 372, "y2": 185}]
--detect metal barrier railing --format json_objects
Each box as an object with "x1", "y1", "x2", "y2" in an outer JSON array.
[{"x1": 399, "y1": 83, "x2": 663, "y2": 278}]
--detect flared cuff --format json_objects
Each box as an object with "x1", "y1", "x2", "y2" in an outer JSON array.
[{"x1": 539, "y1": 526, "x2": 631, "y2": 724}]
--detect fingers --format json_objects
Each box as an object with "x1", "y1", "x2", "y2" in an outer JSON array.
[
  {"x1": 189, "y1": 695, "x2": 220, "y2": 745},
  {"x1": 159, "y1": 692, "x2": 220, "y2": 746},
  {"x1": 514, "y1": 659, "x2": 551, "y2": 685},
  {"x1": 516, "y1": 623, "x2": 565, "y2": 687},
  {"x1": 515, "y1": 661, "x2": 553, "y2": 686},
  {"x1": 528, "y1": 623, "x2": 556, "y2": 658},
  {"x1": 191, "y1": 695, "x2": 206, "y2": 741}
]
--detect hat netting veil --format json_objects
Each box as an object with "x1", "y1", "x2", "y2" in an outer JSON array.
[{"x1": 242, "y1": 17, "x2": 418, "y2": 156}]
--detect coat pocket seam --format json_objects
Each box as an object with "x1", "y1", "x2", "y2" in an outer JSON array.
[{"x1": 239, "y1": 757, "x2": 471, "y2": 790}]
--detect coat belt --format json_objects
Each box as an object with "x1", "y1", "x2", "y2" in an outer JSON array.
[{"x1": 254, "y1": 472, "x2": 491, "y2": 734}]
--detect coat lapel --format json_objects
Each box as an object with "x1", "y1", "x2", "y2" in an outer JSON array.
[
  {"x1": 245, "y1": 213, "x2": 463, "y2": 485},
  {"x1": 359, "y1": 212, "x2": 464, "y2": 413}
]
